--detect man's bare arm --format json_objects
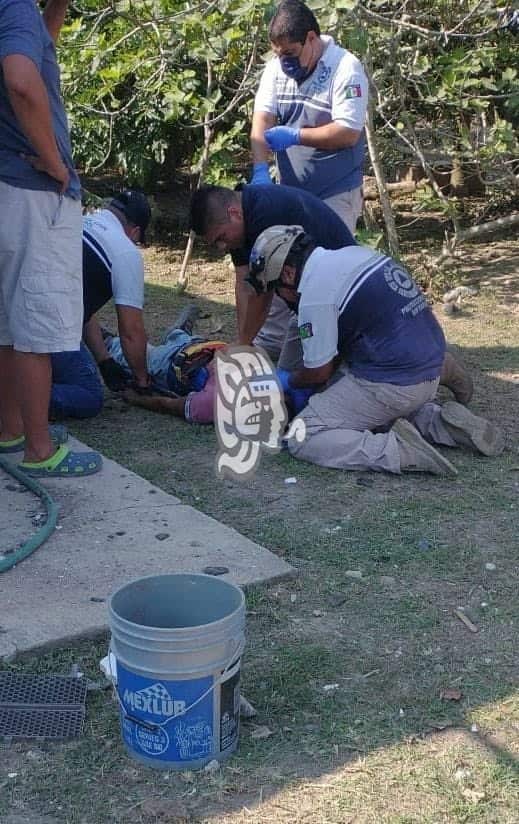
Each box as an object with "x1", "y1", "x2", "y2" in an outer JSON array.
[
  {"x1": 234, "y1": 264, "x2": 273, "y2": 344},
  {"x1": 290, "y1": 360, "x2": 335, "y2": 388},
  {"x1": 116, "y1": 305, "x2": 150, "y2": 388},
  {"x1": 299, "y1": 121, "x2": 362, "y2": 151},
  {"x1": 1, "y1": 54, "x2": 68, "y2": 190},
  {"x1": 83, "y1": 316, "x2": 110, "y2": 363},
  {"x1": 42, "y1": 0, "x2": 70, "y2": 44},
  {"x1": 251, "y1": 110, "x2": 277, "y2": 163}
]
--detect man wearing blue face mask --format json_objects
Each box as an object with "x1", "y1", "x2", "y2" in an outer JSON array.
[{"x1": 250, "y1": 0, "x2": 368, "y2": 235}]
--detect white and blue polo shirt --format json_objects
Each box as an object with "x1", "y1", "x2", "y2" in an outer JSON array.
[
  {"x1": 254, "y1": 36, "x2": 368, "y2": 199},
  {"x1": 296, "y1": 246, "x2": 445, "y2": 385},
  {"x1": 82, "y1": 209, "x2": 144, "y2": 322}
]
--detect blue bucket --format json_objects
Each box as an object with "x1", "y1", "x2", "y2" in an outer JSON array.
[{"x1": 109, "y1": 573, "x2": 246, "y2": 770}]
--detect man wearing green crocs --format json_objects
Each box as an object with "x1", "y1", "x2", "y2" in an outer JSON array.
[{"x1": 0, "y1": 0, "x2": 102, "y2": 477}]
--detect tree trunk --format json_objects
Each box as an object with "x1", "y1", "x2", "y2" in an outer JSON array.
[
  {"x1": 177, "y1": 57, "x2": 214, "y2": 289},
  {"x1": 364, "y1": 84, "x2": 400, "y2": 256}
]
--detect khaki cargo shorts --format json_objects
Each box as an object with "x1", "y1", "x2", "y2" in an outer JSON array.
[{"x1": 0, "y1": 181, "x2": 83, "y2": 353}]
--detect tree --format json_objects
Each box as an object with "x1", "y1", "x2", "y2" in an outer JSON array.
[{"x1": 58, "y1": 0, "x2": 518, "y2": 262}]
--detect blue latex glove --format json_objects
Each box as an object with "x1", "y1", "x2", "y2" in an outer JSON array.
[
  {"x1": 250, "y1": 161, "x2": 273, "y2": 185},
  {"x1": 277, "y1": 368, "x2": 314, "y2": 414},
  {"x1": 264, "y1": 126, "x2": 300, "y2": 152},
  {"x1": 289, "y1": 386, "x2": 313, "y2": 414},
  {"x1": 190, "y1": 366, "x2": 209, "y2": 392},
  {"x1": 276, "y1": 368, "x2": 292, "y2": 393}
]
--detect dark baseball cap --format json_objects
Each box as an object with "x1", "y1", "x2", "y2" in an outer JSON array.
[{"x1": 110, "y1": 190, "x2": 151, "y2": 243}]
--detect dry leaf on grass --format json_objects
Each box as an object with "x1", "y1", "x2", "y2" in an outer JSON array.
[
  {"x1": 250, "y1": 725, "x2": 273, "y2": 740},
  {"x1": 440, "y1": 687, "x2": 464, "y2": 701},
  {"x1": 138, "y1": 798, "x2": 189, "y2": 819},
  {"x1": 461, "y1": 788, "x2": 486, "y2": 803}
]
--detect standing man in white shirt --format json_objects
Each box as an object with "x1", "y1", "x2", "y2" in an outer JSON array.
[{"x1": 250, "y1": 0, "x2": 368, "y2": 235}]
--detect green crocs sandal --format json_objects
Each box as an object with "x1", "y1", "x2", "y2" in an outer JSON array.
[
  {"x1": 0, "y1": 424, "x2": 68, "y2": 454},
  {"x1": 0, "y1": 435, "x2": 25, "y2": 454},
  {"x1": 19, "y1": 444, "x2": 102, "y2": 478}
]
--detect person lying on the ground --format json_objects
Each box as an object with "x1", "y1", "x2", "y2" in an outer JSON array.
[
  {"x1": 189, "y1": 184, "x2": 473, "y2": 403},
  {"x1": 50, "y1": 344, "x2": 103, "y2": 420},
  {"x1": 245, "y1": 225, "x2": 504, "y2": 476},
  {"x1": 108, "y1": 306, "x2": 314, "y2": 423},
  {"x1": 103, "y1": 305, "x2": 226, "y2": 424},
  {"x1": 81, "y1": 189, "x2": 153, "y2": 393}
]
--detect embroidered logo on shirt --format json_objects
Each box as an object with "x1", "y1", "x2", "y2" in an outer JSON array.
[
  {"x1": 316, "y1": 65, "x2": 332, "y2": 85},
  {"x1": 345, "y1": 84, "x2": 362, "y2": 99},
  {"x1": 299, "y1": 322, "x2": 314, "y2": 340},
  {"x1": 383, "y1": 263, "x2": 419, "y2": 299}
]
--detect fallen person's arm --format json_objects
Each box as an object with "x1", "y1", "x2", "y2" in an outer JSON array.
[
  {"x1": 122, "y1": 362, "x2": 217, "y2": 425},
  {"x1": 122, "y1": 389, "x2": 187, "y2": 417}
]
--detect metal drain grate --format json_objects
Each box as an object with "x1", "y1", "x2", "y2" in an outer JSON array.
[
  {"x1": 0, "y1": 673, "x2": 87, "y2": 741},
  {"x1": 0, "y1": 673, "x2": 87, "y2": 705}
]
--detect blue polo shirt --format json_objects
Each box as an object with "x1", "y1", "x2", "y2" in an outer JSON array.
[
  {"x1": 231, "y1": 184, "x2": 355, "y2": 267},
  {"x1": 297, "y1": 246, "x2": 445, "y2": 385},
  {"x1": 0, "y1": 0, "x2": 80, "y2": 198}
]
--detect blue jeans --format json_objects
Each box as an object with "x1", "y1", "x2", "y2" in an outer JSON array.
[
  {"x1": 50, "y1": 344, "x2": 103, "y2": 419},
  {"x1": 107, "y1": 327, "x2": 204, "y2": 394}
]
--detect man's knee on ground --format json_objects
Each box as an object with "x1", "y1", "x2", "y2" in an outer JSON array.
[
  {"x1": 85, "y1": 391, "x2": 104, "y2": 418},
  {"x1": 286, "y1": 423, "x2": 317, "y2": 461},
  {"x1": 49, "y1": 387, "x2": 103, "y2": 420}
]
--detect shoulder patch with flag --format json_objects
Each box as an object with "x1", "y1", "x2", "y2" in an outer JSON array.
[
  {"x1": 298, "y1": 322, "x2": 314, "y2": 340},
  {"x1": 345, "y1": 84, "x2": 362, "y2": 99}
]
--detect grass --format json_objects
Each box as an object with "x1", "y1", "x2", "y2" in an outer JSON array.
[{"x1": 1, "y1": 233, "x2": 518, "y2": 823}]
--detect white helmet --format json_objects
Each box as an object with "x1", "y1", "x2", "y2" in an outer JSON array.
[{"x1": 246, "y1": 225, "x2": 306, "y2": 294}]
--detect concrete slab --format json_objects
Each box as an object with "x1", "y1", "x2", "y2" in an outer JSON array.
[
  {"x1": 1, "y1": 463, "x2": 47, "y2": 556},
  {"x1": 0, "y1": 437, "x2": 294, "y2": 660}
]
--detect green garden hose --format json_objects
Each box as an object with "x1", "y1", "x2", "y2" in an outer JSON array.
[{"x1": 0, "y1": 456, "x2": 59, "y2": 573}]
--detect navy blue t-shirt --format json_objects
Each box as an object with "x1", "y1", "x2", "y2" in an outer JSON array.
[
  {"x1": 0, "y1": 0, "x2": 80, "y2": 198},
  {"x1": 231, "y1": 184, "x2": 355, "y2": 267}
]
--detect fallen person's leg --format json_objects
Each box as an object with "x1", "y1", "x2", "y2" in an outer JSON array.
[
  {"x1": 106, "y1": 328, "x2": 214, "y2": 396},
  {"x1": 49, "y1": 344, "x2": 104, "y2": 420}
]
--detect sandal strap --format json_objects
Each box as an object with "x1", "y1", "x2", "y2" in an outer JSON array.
[{"x1": 20, "y1": 444, "x2": 70, "y2": 470}]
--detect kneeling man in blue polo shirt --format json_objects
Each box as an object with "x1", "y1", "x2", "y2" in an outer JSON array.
[{"x1": 246, "y1": 226, "x2": 504, "y2": 476}]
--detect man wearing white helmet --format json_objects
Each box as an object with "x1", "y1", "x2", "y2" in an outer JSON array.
[{"x1": 246, "y1": 226, "x2": 504, "y2": 476}]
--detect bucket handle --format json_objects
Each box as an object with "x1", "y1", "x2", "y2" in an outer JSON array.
[{"x1": 111, "y1": 637, "x2": 245, "y2": 732}]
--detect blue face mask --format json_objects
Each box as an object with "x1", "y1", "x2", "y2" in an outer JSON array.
[{"x1": 280, "y1": 55, "x2": 310, "y2": 83}]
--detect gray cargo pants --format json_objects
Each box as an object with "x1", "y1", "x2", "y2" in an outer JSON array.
[{"x1": 286, "y1": 364, "x2": 457, "y2": 473}]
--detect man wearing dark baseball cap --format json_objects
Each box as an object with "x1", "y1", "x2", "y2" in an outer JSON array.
[
  {"x1": 109, "y1": 190, "x2": 152, "y2": 244},
  {"x1": 80, "y1": 188, "x2": 153, "y2": 394}
]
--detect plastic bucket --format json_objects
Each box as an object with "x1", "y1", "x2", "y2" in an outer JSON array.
[{"x1": 109, "y1": 573, "x2": 246, "y2": 770}]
